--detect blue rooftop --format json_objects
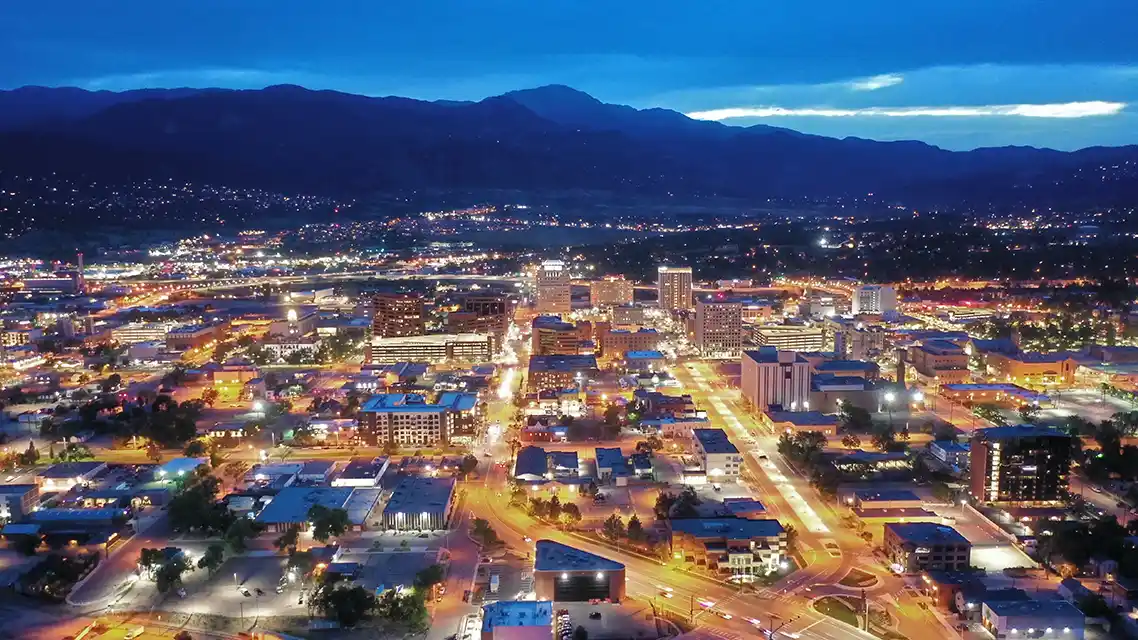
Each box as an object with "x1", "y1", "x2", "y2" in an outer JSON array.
[
  {"x1": 815, "y1": 360, "x2": 879, "y2": 372},
  {"x1": 359, "y1": 393, "x2": 449, "y2": 413},
  {"x1": 595, "y1": 447, "x2": 626, "y2": 469},
  {"x1": 534, "y1": 539, "x2": 625, "y2": 572},
  {"x1": 765, "y1": 410, "x2": 839, "y2": 426},
  {"x1": 854, "y1": 489, "x2": 921, "y2": 502},
  {"x1": 482, "y1": 601, "x2": 554, "y2": 632},
  {"x1": 437, "y1": 391, "x2": 478, "y2": 412},
  {"x1": 694, "y1": 429, "x2": 738, "y2": 454},
  {"x1": 974, "y1": 425, "x2": 1071, "y2": 440},
  {"x1": 514, "y1": 446, "x2": 549, "y2": 478},
  {"x1": 669, "y1": 518, "x2": 785, "y2": 539},
  {"x1": 885, "y1": 522, "x2": 969, "y2": 545},
  {"x1": 625, "y1": 350, "x2": 664, "y2": 360}
]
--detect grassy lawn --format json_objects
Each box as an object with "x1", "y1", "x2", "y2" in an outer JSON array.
[
  {"x1": 838, "y1": 567, "x2": 879, "y2": 588},
  {"x1": 814, "y1": 596, "x2": 860, "y2": 627}
]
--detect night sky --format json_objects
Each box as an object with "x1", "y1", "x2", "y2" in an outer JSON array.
[{"x1": 4, "y1": 1, "x2": 1138, "y2": 150}]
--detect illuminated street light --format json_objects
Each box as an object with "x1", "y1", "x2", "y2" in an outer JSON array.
[{"x1": 884, "y1": 392, "x2": 896, "y2": 404}]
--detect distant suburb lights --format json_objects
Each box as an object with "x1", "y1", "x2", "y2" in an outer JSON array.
[{"x1": 687, "y1": 101, "x2": 1127, "y2": 121}]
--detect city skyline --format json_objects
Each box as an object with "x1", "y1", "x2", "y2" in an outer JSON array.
[{"x1": 2, "y1": 1, "x2": 1137, "y2": 150}]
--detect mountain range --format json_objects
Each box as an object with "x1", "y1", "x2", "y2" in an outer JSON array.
[{"x1": 1, "y1": 83, "x2": 1136, "y2": 208}]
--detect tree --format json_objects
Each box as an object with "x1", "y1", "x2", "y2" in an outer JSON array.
[
  {"x1": 602, "y1": 514, "x2": 626, "y2": 541},
  {"x1": 898, "y1": 425, "x2": 911, "y2": 443},
  {"x1": 471, "y1": 518, "x2": 500, "y2": 546},
  {"x1": 197, "y1": 543, "x2": 225, "y2": 575},
  {"x1": 870, "y1": 424, "x2": 896, "y2": 452},
  {"x1": 603, "y1": 405, "x2": 621, "y2": 427},
  {"x1": 1018, "y1": 404, "x2": 1041, "y2": 425},
  {"x1": 155, "y1": 554, "x2": 193, "y2": 593},
  {"x1": 932, "y1": 422, "x2": 959, "y2": 442},
  {"x1": 459, "y1": 454, "x2": 479, "y2": 476},
  {"x1": 841, "y1": 433, "x2": 861, "y2": 450},
  {"x1": 318, "y1": 584, "x2": 378, "y2": 627},
  {"x1": 57, "y1": 443, "x2": 94, "y2": 462},
  {"x1": 582, "y1": 481, "x2": 599, "y2": 499},
  {"x1": 528, "y1": 498, "x2": 549, "y2": 519},
  {"x1": 200, "y1": 387, "x2": 219, "y2": 408},
  {"x1": 225, "y1": 517, "x2": 264, "y2": 553},
  {"x1": 560, "y1": 503, "x2": 582, "y2": 527},
  {"x1": 308, "y1": 505, "x2": 350, "y2": 542},
  {"x1": 547, "y1": 495, "x2": 562, "y2": 521},
  {"x1": 275, "y1": 526, "x2": 301, "y2": 553},
  {"x1": 17, "y1": 441, "x2": 39, "y2": 466},
  {"x1": 414, "y1": 564, "x2": 445, "y2": 591},
  {"x1": 838, "y1": 403, "x2": 873, "y2": 433},
  {"x1": 784, "y1": 524, "x2": 800, "y2": 554},
  {"x1": 509, "y1": 486, "x2": 528, "y2": 508},
  {"x1": 138, "y1": 548, "x2": 165, "y2": 578},
  {"x1": 183, "y1": 440, "x2": 208, "y2": 458},
  {"x1": 12, "y1": 534, "x2": 39, "y2": 556},
  {"x1": 102, "y1": 373, "x2": 122, "y2": 392},
  {"x1": 174, "y1": 632, "x2": 193, "y2": 640},
  {"x1": 627, "y1": 514, "x2": 645, "y2": 543},
  {"x1": 574, "y1": 626, "x2": 589, "y2": 640},
  {"x1": 146, "y1": 441, "x2": 164, "y2": 463}
]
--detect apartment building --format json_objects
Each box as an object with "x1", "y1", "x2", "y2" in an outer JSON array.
[
  {"x1": 590, "y1": 276, "x2": 634, "y2": 308},
  {"x1": 670, "y1": 518, "x2": 787, "y2": 577},
  {"x1": 884, "y1": 523, "x2": 971, "y2": 573},
  {"x1": 695, "y1": 299, "x2": 743, "y2": 358},
  {"x1": 657, "y1": 266, "x2": 693, "y2": 312},
  {"x1": 372, "y1": 292, "x2": 427, "y2": 338},
  {"x1": 693, "y1": 429, "x2": 743, "y2": 483},
  {"x1": 535, "y1": 260, "x2": 571, "y2": 315}
]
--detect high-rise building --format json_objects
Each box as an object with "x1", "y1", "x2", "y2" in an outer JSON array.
[
  {"x1": 447, "y1": 294, "x2": 511, "y2": 340},
  {"x1": 590, "y1": 276, "x2": 634, "y2": 308},
  {"x1": 657, "y1": 266, "x2": 693, "y2": 312},
  {"x1": 372, "y1": 293, "x2": 426, "y2": 338},
  {"x1": 851, "y1": 285, "x2": 897, "y2": 316},
  {"x1": 695, "y1": 299, "x2": 743, "y2": 358},
  {"x1": 531, "y1": 315, "x2": 587, "y2": 356},
  {"x1": 969, "y1": 425, "x2": 1071, "y2": 505},
  {"x1": 741, "y1": 347, "x2": 811, "y2": 412},
  {"x1": 535, "y1": 260, "x2": 571, "y2": 315}
]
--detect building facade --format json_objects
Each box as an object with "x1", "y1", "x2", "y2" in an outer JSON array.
[
  {"x1": 695, "y1": 299, "x2": 743, "y2": 358},
  {"x1": 535, "y1": 260, "x2": 571, "y2": 315},
  {"x1": 969, "y1": 426, "x2": 1072, "y2": 505},
  {"x1": 741, "y1": 347, "x2": 811, "y2": 412},
  {"x1": 590, "y1": 277, "x2": 634, "y2": 308},
  {"x1": 693, "y1": 429, "x2": 742, "y2": 483},
  {"x1": 531, "y1": 316, "x2": 586, "y2": 356},
  {"x1": 884, "y1": 523, "x2": 971, "y2": 573},
  {"x1": 657, "y1": 266, "x2": 693, "y2": 312},
  {"x1": 371, "y1": 293, "x2": 426, "y2": 338},
  {"x1": 368, "y1": 334, "x2": 494, "y2": 364},
  {"x1": 447, "y1": 294, "x2": 511, "y2": 340},
  {"x1": 851, "y1": 285, "x2": 897, "y2": 316},
  {"x1": 752, "y1": 325, "x2": 825, "y2": 352},
  {"x1": 670, "y1": 518, "x2": 787, "y2": 577}
]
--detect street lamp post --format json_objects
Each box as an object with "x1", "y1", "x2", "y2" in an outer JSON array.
[{"x1": 883, "y1": 391, "x2": 896, "y2": 431}]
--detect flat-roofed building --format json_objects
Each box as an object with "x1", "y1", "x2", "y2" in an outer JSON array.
[
  {"x1": 0, "y1": 484, "x2": 39, "y2": 521},
  {"x1": 909, "y1": 340, "x2": 970, "y2": 383},
  {"x1": 381, "y1": 476, "x2": 456, "y2": 531},
  {"x1": 371, "y1": 293, "x2": 426, "y2": 338},
  {"x1": 254, "y1": 486, "x2": 354, "y2": 533},
  {"x1": 332, "y1": 457, "x2": 390, "y2": 487},
  {"x1": 939, "y1": 383, "x2": 1049, "y2": 408},
  {"x1": 531, "y1": 316, "x2": 586, "y2": 356},
  {"x1": 981, "y1": 599, "x2": 1085, "y2": 640},
  {"x1": 589, "y1": 277, "x2": 633, "y2": 308},
  {"x1": 358, "y1": 394, "x2": 452, "y2": 446},
  {"x1": 36, "y1": 461, "x2": 107, "y2": 492},
  {"x1": 812, "y1": 359, "x2": 880, "y2": 380},
  {"x1": 657, "y1": 266, "x2": 693, "y2": 312},
  {"x1": 752, "y1": 325, "x2": 825, "y2": 352},
  {"x1": 533, "y1": 539, "x2": 626, "y2": 602},
  {"x1": 969, "y1": 425, "x2": 1071, "y2": 505},
  {"x1": 368, "y1": 333, "x2": 494, "y2": 364},
  {"x1": 481, "y1": 601, "x2": 554, "y2": 640},
  {"x1": 884, "y1": 523, "x2": 971, "y2": 573},
  {"x1": 611, "y1": 305, "x2": 647, "y2": 325},
  {"x1": 693, "y1": 429, "x2": 742, "y2": 483},
  {"x1": 695, "y1": 299, "x2": 743, "y2": 358},
  {"x1": 741, "y1": 347, "x2": 811, "y2": 412},
  {"x1": 930, "y1": 440, "x2": 970, "y2": 469},
  {"x1": 599, "y1": 328, "x2": 661, "y2": 360},
  {"x1": 761, "y1": 410, "x2": 839, "y2": 436},
  {"x1": 166, "y1": 323, "x2": 224, "y2": 351},
  {"x1": 111, "y1": 322, "x2": 178, "y2": 345},
  {"x1": 670, "y1": 518, "x2": 787, "y2": 578},
  {"x1": 447, "y1": 294, "x2": 511, "y2": 340},
  {"x1": 527, "y1": 355, "x2": 598, "y2": 392},
  {"x1": 535, "y1": 260, "x2": 571, "y2": 315},
  {"x1": 624, "y1": 350, "x2": 665, "y2": 372},
  {"x1": 986, "y1": 352, "x2": 1077, "y2": 386}
]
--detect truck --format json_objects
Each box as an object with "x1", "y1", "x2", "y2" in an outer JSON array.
[{"x1": 489, "y1": 573, "x2": 500, "y2": 594}]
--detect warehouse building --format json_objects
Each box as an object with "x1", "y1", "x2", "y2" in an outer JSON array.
[
  {"x1": 380, "y1": 476, "x2": 456, "y2": 531},
  {"x1": 533, "y1": 539, "x2": 626, "y2": 602}
]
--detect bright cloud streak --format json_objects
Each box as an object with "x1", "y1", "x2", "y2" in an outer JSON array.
[
  {"x1": 848, "y1": 73, "x2": 903, "y2": 91},
  {"x1": 686, "y1": 100, "x2": 1127, "y2": 121}
]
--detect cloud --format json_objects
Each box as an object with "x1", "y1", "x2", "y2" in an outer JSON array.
[
  {"x1": 686, "y1": 100, "x2": 1127, "y2": 120},
  {"x1": 848, "y1": 73, "x2": 903, "y2": 91}
]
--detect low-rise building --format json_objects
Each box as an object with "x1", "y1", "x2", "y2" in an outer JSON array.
[
  {"x1": 761, "y1": 410, "x2": 839, "y2": 436},
  {"x1": 670, "y1": 518, "x2": 786, "y2": 578},
  {"x1": 527, "y1": 355, "x2": 598, "y2": 392},
  {"x1": 693, "y1": 429, "x2": 742, "y2": 483},
  {"x1": 929, "y1": 440, "x2": 970, "y2": 469},
  {"x1": 369, "y1": 333, "x2": 495, "y2": 364},
  {"x1": 624, "y1": 350, "x2": 666, "y2": 372},
  {"x1": 751, "y1": 325, "x2": 825, "y2": 352},
  {"x1": 380, "y1": 476, "x2": 456, "y2": 531},
  {"x1": 358, "y1": 393, "x2": 472, "y2": 447},
  {"x1": 481, "y1": 601, "x2": 554, "y2": 640},
  {"x1": 909, "y1": 340, "x2": 970, "y2": 384},
  {"x1": 884, "y1": 522, "x2": 971, "y2": 573},
  {"x1": 332, "y1": 457, "x2": 390, "y2": 487},
  {"x1": 594, "y1": 448, "x2": 630, "y2": 485},
  {"x1": 36, "y1": 461, "x2": 107, "y2": 492},
  {"x1": 0, "y1": 484, "x2": 39, "y2": 521},
  {"x1": 986, "y1": 352, "x2": 1077, "y2": 386},
  {"x1": 599, "y1": 328, "x2": 661, "y2": 360},
  {"x1": 254, "y1": 486, "x2": 354, "y2": 533},
  {"x1": 533, "y1": 539, "x2": 626, "y2": 602},
  {"x1": 981, "y1": 600, "x2": 1085, "y2": 640}
]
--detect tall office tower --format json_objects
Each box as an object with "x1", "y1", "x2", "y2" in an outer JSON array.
[
  {"x1": 969, "y1": 426, "x2": 1072, "y2": 505},
  {"x1": 851, "y1": 285, "x2": 897, "y2": 315},
  {"x1": 740, "y1": 346, "x2": 811, "y2": 412},
  {"x1": 657, "y1": 266, "x2": 693, "y2": 312},
  {"x1": 535, "y1": 260, "x2": 571, "y2": 315},
  {"x1": 589, "y1": 276, "x2": 634, "y2": 308},
  {"x1": 447, "y1": 294, "x2": 511, "y2": 340},
  {"x1": 695, "y1": 299, "x2": 743, "y2": 358},
  {"x1": 372, "y1": 292, "x2": 426, "y2": 338},
  {"x1": 531, "y1": 315, "x2": 586, "y2": 356}
]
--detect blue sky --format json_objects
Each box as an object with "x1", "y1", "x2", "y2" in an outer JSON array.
[{"x1": 3, "y1": 1, "x2": 1138, "y2": 150}]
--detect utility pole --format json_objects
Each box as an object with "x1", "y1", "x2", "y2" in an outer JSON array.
[{"x1": 861, "y1": 589, "x2": 869, "y2": 632}]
